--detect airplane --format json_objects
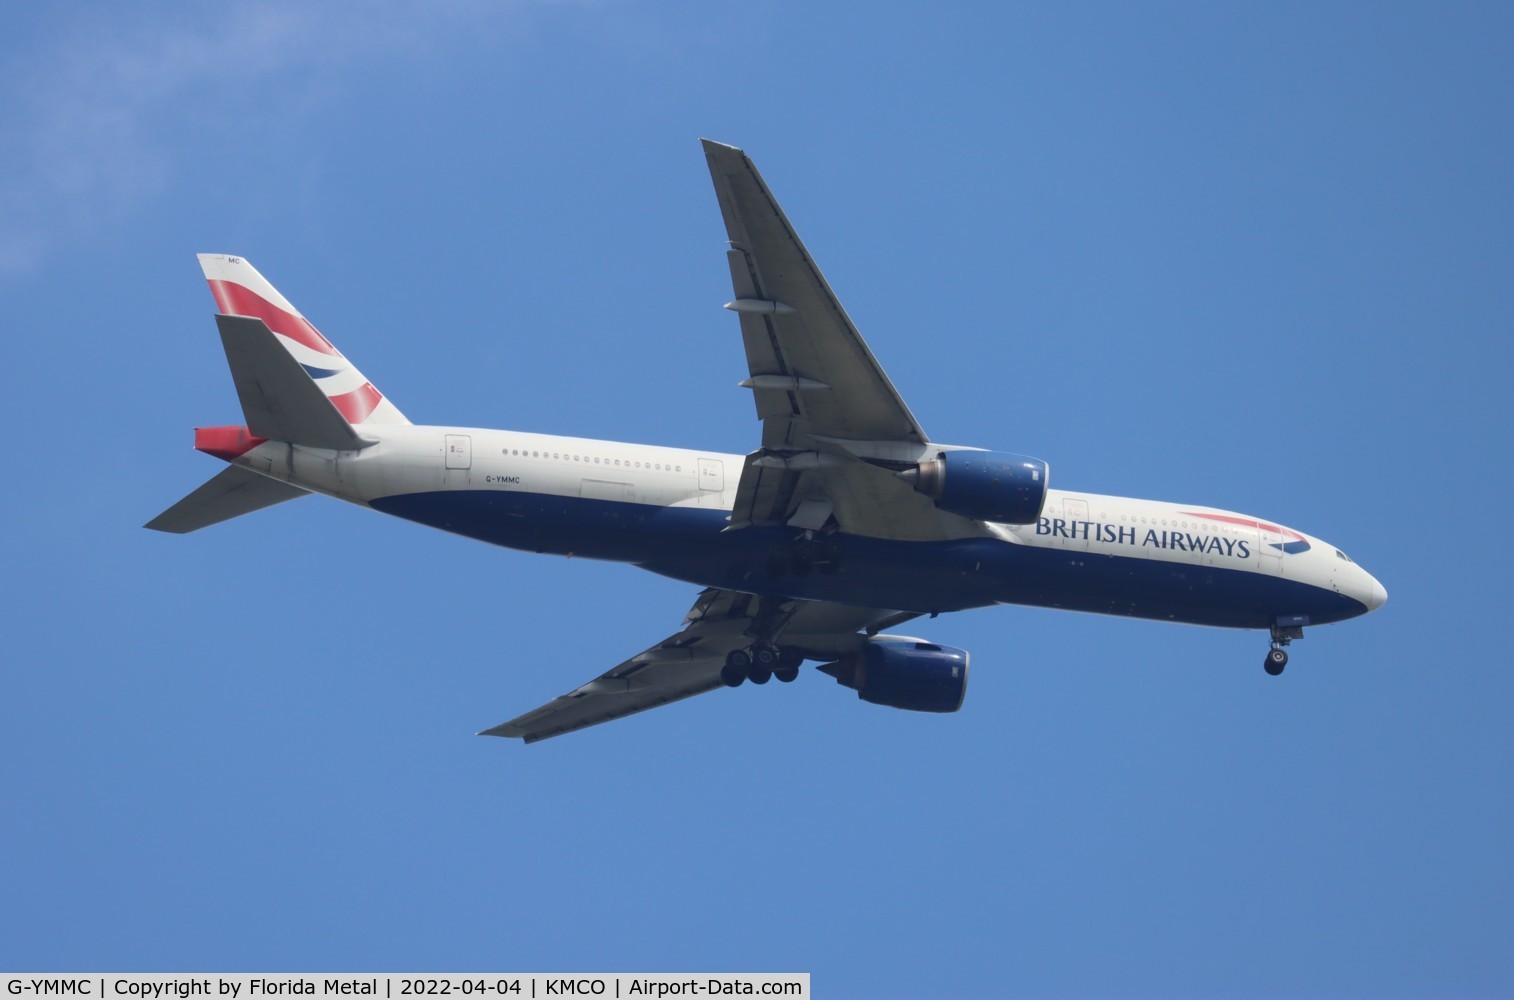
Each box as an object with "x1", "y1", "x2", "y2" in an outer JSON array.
[{"x1": 148, "y1": 139, "x2": 1387, "y2": 744}]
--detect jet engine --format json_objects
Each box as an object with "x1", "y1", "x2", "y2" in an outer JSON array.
[
  {"x1": 900, "y1": 450, "x2": 1049, "y2": 524},
  {"x1": 818, "y1": 636, "x2": 969, "y2": 713}
]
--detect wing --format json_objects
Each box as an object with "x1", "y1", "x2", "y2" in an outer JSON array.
[
  {"x1": 702, "y1": 140, "x2": 978, "y2": 542},
  {"x1": 703, "y1": 139, "x2": 928, "y2": 448},
  {"x1": 480, "y1": 588, "x2": 916, "y2": 744}
]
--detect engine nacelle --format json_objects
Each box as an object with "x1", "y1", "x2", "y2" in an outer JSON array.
[
  {"x1": 902, "y1": 447, "x2": 1047, "y2": 523},
  {"x1": 902, "y1": 449, "x2": 1049, "y2": 524},
  {"x1": 819, "y1": 636, "x2": 969, "y2": 713}
]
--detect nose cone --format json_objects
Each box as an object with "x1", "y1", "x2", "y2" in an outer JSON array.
[{"x1": 1366, "y1": 576, "x2": 1388, "y2": 612}]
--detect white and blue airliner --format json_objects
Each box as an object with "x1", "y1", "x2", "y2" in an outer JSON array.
[{"x1": 149, "y1": 140, "x2": 1387, "y2": 743}]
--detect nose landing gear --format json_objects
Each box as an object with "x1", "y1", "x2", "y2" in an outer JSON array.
[{"x1": 1264, "y1": 621, "x2": 1304, "y2": 676}]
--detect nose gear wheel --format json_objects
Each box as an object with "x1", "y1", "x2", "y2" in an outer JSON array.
[{"x1": 1263, "y1": 623, "x2": 1302, "y2": 676}]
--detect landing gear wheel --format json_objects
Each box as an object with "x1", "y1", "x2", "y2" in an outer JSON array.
[
  {"x1": 1264, "y1": 647, "x2": 1288, "y2": 676},
  {"x1": 749, "y1": 645, "x2": 777, "y2": 683},
  {"x1": 774, "y1": 650, "x2": 802, "y2": 683},
  {"x1": 722, "y1": 650, "x2": 751, "y2": 687}
]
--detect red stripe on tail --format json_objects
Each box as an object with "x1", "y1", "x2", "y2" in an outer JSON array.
[
  {"x1": 208, "y1": 280, "x2": 340, "y2": 356},
  {"x1": 329, "y1": 383, "x2": 383, "y2": 423}
]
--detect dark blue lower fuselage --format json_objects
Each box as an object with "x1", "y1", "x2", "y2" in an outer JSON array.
[{"x1": 369, "y1": 490, "x2": 1369, "y2": 630}]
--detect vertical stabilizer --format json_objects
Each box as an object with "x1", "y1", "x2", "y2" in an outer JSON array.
[{"x1": 198, "y1": 254, "x2": 410, "y2": 428}]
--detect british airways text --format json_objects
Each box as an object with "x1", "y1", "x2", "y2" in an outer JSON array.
[{"x1": 1037, "y1": 518, "x2": 1253, "y2": 559}]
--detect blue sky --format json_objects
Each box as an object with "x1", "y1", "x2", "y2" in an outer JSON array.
[{"x1": 3, "y1": 2, "x2": 1511, "y2": 995}]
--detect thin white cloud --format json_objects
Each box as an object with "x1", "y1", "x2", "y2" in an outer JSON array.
[{"x1": 0, "y1": 1, "x2": 540, "y2": 278}]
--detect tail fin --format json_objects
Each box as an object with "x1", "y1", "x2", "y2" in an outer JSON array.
[{"x1": 198, "y1": 254, "x2": 410, "y2": 429}]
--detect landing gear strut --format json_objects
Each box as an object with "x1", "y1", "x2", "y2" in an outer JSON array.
[{"x1": 1264, "y1": 623, "x2": 1303, "y2": 676}]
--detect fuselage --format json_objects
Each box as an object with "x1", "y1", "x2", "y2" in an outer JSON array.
[{"x1": 222, "y1": 423, "x2": 1387, "y2": 631}]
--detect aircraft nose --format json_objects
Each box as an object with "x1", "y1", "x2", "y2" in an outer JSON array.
[{"x1": 1366, "y1": 576, "x2": 1388, "y2": 611}]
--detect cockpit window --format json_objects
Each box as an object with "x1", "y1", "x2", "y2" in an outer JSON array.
[{"x1": 1335, "y1": 549, "x2": 1354, "y2": 563}]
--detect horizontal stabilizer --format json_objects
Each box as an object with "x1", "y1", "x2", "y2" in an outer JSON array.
[
  {"x1": 145, "y1": 466, "x2": 310, "y2": 534},
  {"x1": 217, "y1": 314, "x2": 374, "y2": 450}
]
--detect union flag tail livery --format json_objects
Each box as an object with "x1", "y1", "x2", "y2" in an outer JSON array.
[
  {"x1": 148, "y1": 141, "x2": 1387, "y2": 743},
  {"x1": 197, "y1": 254, "x2": 409, "y2": 429}
]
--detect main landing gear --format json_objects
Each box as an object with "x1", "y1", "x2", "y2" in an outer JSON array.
[
  {"x1": 1264, "y1": 622, "x2": 1304, "y2": 676},
  {"x1": 721, "y1": 646, "x2": 804, "y2": 687}
]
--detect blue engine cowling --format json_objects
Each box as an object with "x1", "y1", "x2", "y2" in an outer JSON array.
[
  {"x1": 904, "y1": 449, "x2": 1049, "y2": 524},
  {"x1": 818, "y1": 636, "x2": 970, "y2": 713}
]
